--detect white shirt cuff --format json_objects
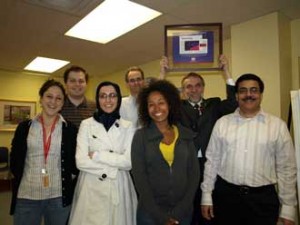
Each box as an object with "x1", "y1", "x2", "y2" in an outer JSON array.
[
  {"x1": 226, "y1": 78, "x2": 235, "y2": 86},
  {"x1": 201, "y1": 192, "x2": 213, "y2": 205},
  {"x1": 280, "y1": 204, "x2": 296, "y2": 222}
]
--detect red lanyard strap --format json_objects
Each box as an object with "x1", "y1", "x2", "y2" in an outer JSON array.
[{"x1": 41, "y1": 116, "x2": 58, "y2": 163}]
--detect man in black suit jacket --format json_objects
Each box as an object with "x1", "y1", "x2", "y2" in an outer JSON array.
[{"x1": 160, "y1": 55, "x2": 237, "y2": 225}]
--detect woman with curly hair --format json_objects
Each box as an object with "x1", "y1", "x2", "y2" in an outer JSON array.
[{"x1": 131, "y1": 80, "x2": 200, "y2": 225}]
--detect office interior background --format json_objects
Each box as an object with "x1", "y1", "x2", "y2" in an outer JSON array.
[{"x1": 0, "y1": 0, "x2": 300, "y2": 224}]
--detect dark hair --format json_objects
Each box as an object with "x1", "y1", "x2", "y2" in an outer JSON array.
[
  {"x1": 93, "y1": 81, "x2": 122, "y2": 130},
  {"x1": 125, "y1": 66, "x2": 144, "y2": 82},
  {"x1": 181, "y1": 72, "x2": 205, "y2": 88},
  {"x1": 138, "y1": 80, "x2": 181, "y2": 127},
  {"x1": 235, "y1": 73, "x2": 264, "y2": 93},
  {"x1": 144, "y1": 77, "x2": 158, "y2": 87},
  {"x1": 39, "y1": 79, "x2": 66, "y2": 99},
  {"x1": 95, "y1": 81, "x2": 122, "y2": 115},
  {"x1": 63, "y1": 65, "x2": 89, "y2": 83}
]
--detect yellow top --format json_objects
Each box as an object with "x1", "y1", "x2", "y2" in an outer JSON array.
[{"x1": 159, "y1": 126, "x2": 179, "y2": 166}]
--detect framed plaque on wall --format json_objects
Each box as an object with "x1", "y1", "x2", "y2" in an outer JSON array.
[{"x1": 164, "y1": 23, "x2": 223, "y2": 72}]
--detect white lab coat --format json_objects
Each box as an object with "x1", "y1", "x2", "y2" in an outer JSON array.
[{"x1": 69, "y1": 117, "x2": 137, "y2": 225}]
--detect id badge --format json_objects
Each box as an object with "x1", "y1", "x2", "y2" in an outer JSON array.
[
  {"x1": 43, "y1": 175, "x2": 49, "y2": 188},
  {"x1": 42, "y1": 168, "x2": 49, "y2": 188}
]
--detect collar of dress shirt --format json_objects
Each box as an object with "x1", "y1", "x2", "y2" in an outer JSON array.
[
  {"x1": 33, "y1": 113, "x2": 67, "y2": 125},
  {"x1": 188, "y1": 99, "x2": 203, "y2": 107},
  {"x1": 128, "y1": 94, "x2": 137, "y2": 104},
  {"x1": 234, "y1": 108, "x2": 266, "y2": 122}
]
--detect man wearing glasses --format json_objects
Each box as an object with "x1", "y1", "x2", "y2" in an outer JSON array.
[
  {"x1": 201, "y1": 74, "x2": 297, "y2": 225},
  {"x1": 120, "y1": 66, "x2": 145, "y2": 128}
]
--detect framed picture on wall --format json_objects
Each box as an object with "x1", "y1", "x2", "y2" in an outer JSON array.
[
  {"x1": 164, "y1": 23, "x2": 223, "y2": 72},
  {"x1": 0, "y1": 99, "x2": 36, "y2": 131}
]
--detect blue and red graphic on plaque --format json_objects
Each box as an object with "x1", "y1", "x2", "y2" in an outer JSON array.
[{"x1": 172, "y1": 31, "x2": 214, "y2": 63}]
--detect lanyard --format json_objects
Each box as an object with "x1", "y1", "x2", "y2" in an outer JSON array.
[{"x1": 40, "y1": 115, "x2": 58, "y2": 164}]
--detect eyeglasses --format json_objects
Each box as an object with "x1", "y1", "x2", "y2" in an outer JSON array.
[
  {"x1": 128, "y1": 77, "x2": 143, "y2": 83},
  {"x1": 99, "y1": 93, "x2": 118, "y2": 100},
  {"x1": 238, "y1": 87, "x2": 260, "y2": 94}
]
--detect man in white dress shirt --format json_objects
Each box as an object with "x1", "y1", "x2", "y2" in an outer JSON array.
[
  {"x1": 201, "y1": 74, "x2": 297, "y2": 225},
  {"x1": 120, "y1": 66, "x2": 145, "y2": 128}
]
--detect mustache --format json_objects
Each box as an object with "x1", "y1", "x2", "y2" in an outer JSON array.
[{"x1": 242, "y1": 96, "x2": 256, "y2": 101}]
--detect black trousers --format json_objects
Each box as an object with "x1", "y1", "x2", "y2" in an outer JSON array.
[{"x1": 212, "y1": 176, "x2": 279, "y2": 225}]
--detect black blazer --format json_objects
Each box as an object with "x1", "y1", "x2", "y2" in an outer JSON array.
[
  {"x1": 9, "y1": 119, "x2": 78, "y2": 214},
  {"x1": 180, "y1": 84, "x2": 237, "y2": 159}
]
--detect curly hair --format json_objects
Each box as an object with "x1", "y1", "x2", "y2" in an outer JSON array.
[{"x1": 137, "y1": 80, "x2": 181, "y2": 127}]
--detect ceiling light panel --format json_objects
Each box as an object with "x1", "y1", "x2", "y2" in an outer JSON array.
[
  {"x1": 24, "y1": 57, "x2": 70, "y2": 73},
  {"x1": 65, "y1": 0, "x2": 162, "y2": 44}
]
